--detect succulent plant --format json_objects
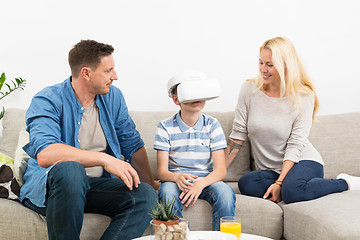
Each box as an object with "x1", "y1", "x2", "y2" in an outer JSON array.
[{"x1": 149, "y1": 195, "x2": 179, "y2": 221}]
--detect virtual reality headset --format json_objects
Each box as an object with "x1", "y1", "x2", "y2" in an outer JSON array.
[{"x1": 167, "y1": 70, "x2": 220, "y2": 103}]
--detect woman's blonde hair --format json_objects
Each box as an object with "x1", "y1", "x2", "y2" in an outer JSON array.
[{"x1": 253, "y1": 36, "x2": 319, "y2": 121}]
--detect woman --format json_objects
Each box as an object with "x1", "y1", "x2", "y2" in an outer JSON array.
[{"x1": 226, "y1": 36, "x2": 360, "y2": 204}]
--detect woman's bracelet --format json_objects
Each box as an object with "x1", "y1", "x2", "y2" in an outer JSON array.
[{"x1": 275, "y1": 180, "x2": 283, "y2": 186}]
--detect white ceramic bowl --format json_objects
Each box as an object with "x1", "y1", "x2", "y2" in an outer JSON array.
[{"x1": 189, "y1": 231, "x2": 237, "y2": 240}]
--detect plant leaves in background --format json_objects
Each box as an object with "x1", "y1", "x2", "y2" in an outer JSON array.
[
  {"x1": 0, "y1": 73, "x2": 6, "y2": 91},
  {"x1": 0, "y1": 72, "x2": 27, "y2": 120}
]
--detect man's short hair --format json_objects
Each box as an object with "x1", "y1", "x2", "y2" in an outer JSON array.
[{"x1": 68, "y1": 40, "x2": 114, "y2": 77}]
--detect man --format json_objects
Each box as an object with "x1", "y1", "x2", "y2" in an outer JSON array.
[{"x1": 20, "y1": 40, "x2": 158, "y2": 240}]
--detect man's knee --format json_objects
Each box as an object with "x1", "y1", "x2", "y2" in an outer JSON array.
[
  {"x1": 48, "y1": 161, "x2": 88, "y2": 193},
  {"x1": 50, "y1": 161, "x2": 86, "y2": 178},
  {"x1": 138, "y1": 182, "x2": 157, "y2": 205}
]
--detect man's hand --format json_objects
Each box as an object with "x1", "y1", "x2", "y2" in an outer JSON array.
[
  {"x1": 175, "y1": 173, "x2": 198, "y2": 192},
  {"x1": 263, "y1": 183, "x2": 282, "y2": 203},
  {"x1": 102, "y1": 154, "x2": 140, "y2": 190}
]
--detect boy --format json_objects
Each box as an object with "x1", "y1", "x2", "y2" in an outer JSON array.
[{"x1": 154, "y1": 70, "x2": 236, "y2": 230}]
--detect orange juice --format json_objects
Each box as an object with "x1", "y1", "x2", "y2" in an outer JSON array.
[{"x1": 220, "y1": 222, "x2": 241, "y2": 240}]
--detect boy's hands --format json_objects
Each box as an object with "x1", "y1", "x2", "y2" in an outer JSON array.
[
  {"x1": 175, "y1": 149, "x2": 227, "y2": 208},
  {"x1": 179, "y1": 180, "x2": 205, "y2": 207},
  {"x1": 175, "y1": 173, "x2": 198, "y2": 192}
]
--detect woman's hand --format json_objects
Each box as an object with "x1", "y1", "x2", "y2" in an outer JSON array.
[
  {"x1": 263, "y1": 183, "x2": 282, "y2": 203},
  {"x1": 263, "y1": 160, "x2": 294, "y2": 202}
]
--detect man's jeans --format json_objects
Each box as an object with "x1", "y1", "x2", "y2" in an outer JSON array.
[
  {"x1": 238, "y1": 160, "x2": 348, "y2": 204},
  {"x1": 158, "y1": 181, "x2": 236, "y2": 231},
  {"x1": 23, "y1": 161, "x2": 157, "y2": 240}
]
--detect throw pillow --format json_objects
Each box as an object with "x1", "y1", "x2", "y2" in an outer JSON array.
[
  {"x1": 0, "y1": 153, "x2": 20, "y2": 200},
  {"x1": 14, "y1": 128, "x2": 30, "y2": 187}
]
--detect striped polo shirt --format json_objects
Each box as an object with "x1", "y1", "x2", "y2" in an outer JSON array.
[{"x1": 154, "y1": 112, "x2": 227, "y2": 177}]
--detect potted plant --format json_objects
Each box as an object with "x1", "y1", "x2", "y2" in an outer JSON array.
[
  {"x1": 149, "y1": 195, "x2": 188, "y2": 239},
  {"x1": 0, "y1": 72, "x2": 26, "y2": 120},
  {"x1": 149, "y1": 195, "x2": 180, "y2": 225}
]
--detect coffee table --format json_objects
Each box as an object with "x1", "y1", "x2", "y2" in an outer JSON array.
[{"x1": 133, "y1": 231, "x2": 273, "y2": 239}]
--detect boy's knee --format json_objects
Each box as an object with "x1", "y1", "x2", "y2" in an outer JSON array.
[
  {"x1": 224, "y1": 188, "x2": 236, "y2": 202},
  {"x1": 214, "y1": 183, "x2": 235, "y2": 200},
  {"x1": 159, "y1": 182, "x2": 179, "y2": 199},
  {"x1": 219, "y1": 188, "x2": 236, "y2": 208}
]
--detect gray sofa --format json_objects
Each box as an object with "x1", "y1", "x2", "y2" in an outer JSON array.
[{"x1": 0, "y1": 108, "x2": 359, "y2": 240}]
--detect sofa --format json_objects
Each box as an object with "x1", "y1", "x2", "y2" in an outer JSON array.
[{"x1": 0, "y1": 108, "x2": 359, "y2": 240}]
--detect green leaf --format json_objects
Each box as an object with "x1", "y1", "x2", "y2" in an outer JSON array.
[
  {"x1": 5, "y1": 83, "x2": 11, "y2": 92},
  {"x1": 0, "y1": 72, "x2": 5, "y2": 91},
  {"x1": 0, "y1": 73, "x2": 27, "y2": 101},
  {"x1": 0, "y1": 107, "x2": 5, "y2": 120}
]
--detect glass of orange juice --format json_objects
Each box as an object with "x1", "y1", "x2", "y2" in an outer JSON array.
[{"x1": 220, "y1": 216, "x2": 241, "y2": 240}]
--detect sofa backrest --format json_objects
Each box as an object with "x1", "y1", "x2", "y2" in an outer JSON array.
[
  {"x1": 308, "y1": 112, "x2": 360, "y2": 179},
  {"x1": 0, "y1": 108, "x2": 26, "y2": 159},
  {"x1": 1, "y1": 108, "x2": 359, "y2": 181}
]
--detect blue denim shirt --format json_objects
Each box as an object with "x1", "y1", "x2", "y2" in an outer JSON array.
[{"x1": 20, "y1": 77, "x2": 144, "y2": 207}]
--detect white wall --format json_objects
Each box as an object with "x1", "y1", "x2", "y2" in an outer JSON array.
[{"x1": 1, "y1": 0, "x2": 360, "y2": 134}]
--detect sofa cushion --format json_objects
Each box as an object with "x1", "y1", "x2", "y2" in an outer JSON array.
[
  {"x1": 309, "y1": 112, "x2": 360, "y2": 179},
  {"x1": 0, "y1": 108, "x2": 26, "y2": 159},
  {"x1": 235, "y1": 195, "x2": 283, "y2": 240},
  {"x1": 13, "y1": 128, "x2": 30, "y2": 186},
  {"x1": 0, "y1": 198, "x2": 111, "y2": 240},
  {"x1": 281, "y1": 191, "x2": 360, "y2": 240},
  {"x1": 0, "y1": 153, "x2": 20, "y2": 200},
  {"x1": 0, "y1": 198, "x2": 47, "y2": 240}
]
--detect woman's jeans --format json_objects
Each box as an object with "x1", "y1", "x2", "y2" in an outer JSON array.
[
  {"x1": 22, "y1": 161, "x2": 157, "y2": 240},
  {"x1": 158, "y1": 181, "x2": 236, "y2": 231},
  {"x1": 238, "y1": 160, "x2": 348, "y2": 204}
]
